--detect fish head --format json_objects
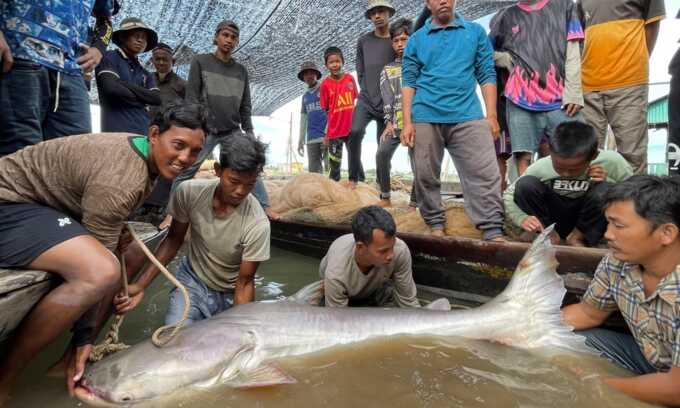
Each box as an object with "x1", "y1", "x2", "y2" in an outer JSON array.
[{"x1": 75, "y1": 328, "x2": 250, "y2": 406}]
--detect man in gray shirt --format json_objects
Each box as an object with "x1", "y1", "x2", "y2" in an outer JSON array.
[
  {"x1": 168, "y1": 20, "x2": 278, "y2": 220},
  {"x1": 347, "y1": 0, "x2": 397, "y2": 188},
  {"x1": 320, "y1": 205, "x2": 420, "y2": 308}
]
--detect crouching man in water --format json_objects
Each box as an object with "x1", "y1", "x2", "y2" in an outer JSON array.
[
  {"x1": 562, "y1": 176, "x2": 680, "y2": 405},
  {"x1": 0, "y1": 103, "x2": 207, "y2": 404},
  {"x1": 320, "y1": 205, "x2": 420, "y2": 308},
  {"x1": 115, "y1": 133, "x2": 270, "y2": 324}
]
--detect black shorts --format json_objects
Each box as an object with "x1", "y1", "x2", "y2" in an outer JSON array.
[{"x1": 0, "y1": 202, "x2": 89, "y2": 268}]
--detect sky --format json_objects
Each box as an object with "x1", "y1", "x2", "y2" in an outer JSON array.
[{"x1": 254, "y1": 0, "x2": 680, "y2": 171}]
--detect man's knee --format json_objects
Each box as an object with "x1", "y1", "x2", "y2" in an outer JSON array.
[
  {"x1": 76, "y1": 255, "x2": 120, "y2": 296},
  {"x1": 515, "y1": 175, "x2": 544, "y2": 196}
]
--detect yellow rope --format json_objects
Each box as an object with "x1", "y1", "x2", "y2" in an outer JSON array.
[{"x1": 89, "y1": 223, "x2": 192, "y2": 361}]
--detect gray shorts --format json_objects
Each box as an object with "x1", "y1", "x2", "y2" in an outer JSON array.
[
  {"x1": 0, "y1": 202, "x2": 89, "y2": 268},
  {"x1": 165, "y1": 257, "x2": 234, "y2": 325},
  {"x1": 506, "y1": 101, "x2": 583, "y2": 154}
]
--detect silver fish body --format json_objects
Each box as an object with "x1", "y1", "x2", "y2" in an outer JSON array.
[{"x1": 76, "y1": 227, "x2": 590, "y2": 406}]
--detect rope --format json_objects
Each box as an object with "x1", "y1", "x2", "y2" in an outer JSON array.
[
  {"x1": 89, "y1": 255, "x2": 130, "y2": 362},
  {"x1": 125, "y1": 223, "x2": 191, "y2": 347},
  {"x1": 88, "y1": 223, "x2": 192, "y2": 362}
]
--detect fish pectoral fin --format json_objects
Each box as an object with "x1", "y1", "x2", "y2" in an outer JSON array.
[
  {"x1": 424, "y1": 298, "x2": 451, "y2": 311},
  {"x1": 226, "y1": 363, "x2": 297, "y2": 389}
]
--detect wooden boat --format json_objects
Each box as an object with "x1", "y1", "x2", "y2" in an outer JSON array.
[
  {"x1": 0, "y1": 223, "x2": 166, "y2": 342},
  {"x1": 270, "y1": 219, "x2": 606, "y2": 306}
]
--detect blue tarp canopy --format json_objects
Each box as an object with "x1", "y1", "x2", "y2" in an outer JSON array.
[{"x1": 112, "y1": 0, "x2": 512, "y2": 115}]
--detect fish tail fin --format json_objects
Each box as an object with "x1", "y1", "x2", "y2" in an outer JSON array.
[
  {"x1": 490, "y1": 225, "x2": 593, "y2": 355},
  {"x1": 287, "y1": 280, "x2": 324, "y2": 306}
]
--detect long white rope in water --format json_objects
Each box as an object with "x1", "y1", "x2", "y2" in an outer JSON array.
[{"x1": 89, "y1": 224, "x2": 192, "y2": 361}]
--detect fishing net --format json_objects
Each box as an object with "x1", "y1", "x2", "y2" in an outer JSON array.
[{"x1": 265, "y1": 174, "x2": 480, "y2": 238}]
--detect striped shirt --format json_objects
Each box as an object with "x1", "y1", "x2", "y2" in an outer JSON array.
[{"x1": 583, "y1": 254, "x2": 680, "y2": 371}]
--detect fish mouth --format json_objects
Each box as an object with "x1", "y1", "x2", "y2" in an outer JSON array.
[{"x1": 75, "y1": 384, "x2": 121, "y2": 408}]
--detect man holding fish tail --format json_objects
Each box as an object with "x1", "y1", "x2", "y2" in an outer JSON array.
[{"x1": 562, "y1": 175, "x2": 680, "y2": 406}]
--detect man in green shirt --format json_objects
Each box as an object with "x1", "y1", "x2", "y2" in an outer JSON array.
[{"x1": 504, "y1": 121, "x2": 633, "y2": 246}]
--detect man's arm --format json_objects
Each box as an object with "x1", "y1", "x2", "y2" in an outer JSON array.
[
  {"x1": 96, "y1": 72, "x2": 146, "y2": 108},
  {"x1": 234, "y1": 260, "x2": 259, "y2": 305},
  {"x1": 185, "y1": 58, "x2": 202, "y2": 104},
  {"x1": 561, "y1": 301, "x2": 612, "y2": 330},
  {"x1": 562, "y1": 41, "x2": 584, "y2": 114},
  {"x1": 356, "y1": 37, "x2": 365, "y2": 90},
  {"x1": 240, "y1": 71, "x2": 254, "y2": 134},
  {"x1": 645, "y1": 20, "x2": 661, "y2": 56},
  {"x1": 475, "y1": 28, "x2": 500, "y2": 139},
  {"x1": 604, "y1": 367, "x2": 680, "y2": 406},
  {"x1": 391, "y1": 246, "x2": 420, "y2": 308},
  {"x1": 298, "y1": 112, "x2": 308, "y2": 155},
  {"x1": 323, "y1": 277, "x2": 349, "y2": 307}
]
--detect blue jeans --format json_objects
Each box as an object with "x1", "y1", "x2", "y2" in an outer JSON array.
[
  {"x1": 169, "y1": 131, "x2": 270, "y2": 208},
  {"x1": 577, "y1": 328, "x2": 657, "y2": 375},
  {"x1": 0, "y1": 59, "x2": 91, "y2": 156},
  {"x1": 165, "y1": 257, "x2": 234, "y2": 325}
]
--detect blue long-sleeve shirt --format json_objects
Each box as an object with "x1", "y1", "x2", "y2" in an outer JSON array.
[{"x1": 402, "y1": 14, "x2": 496, "y2": 124}]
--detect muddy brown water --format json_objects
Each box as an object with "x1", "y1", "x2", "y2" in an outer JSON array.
[{"x1": 5, "y1": 247, "x2": 651, "y2": 407}]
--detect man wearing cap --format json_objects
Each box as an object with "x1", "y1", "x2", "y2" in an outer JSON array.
[
  {"x1": 347, "y1": 0, "x2": 397, "y2": 188},
  {"x1": 149, "y1": 42, "x2": 186, "y2": 119},
  {"x1": 297, "y1": 61, "x2": 328, "y2": 174},
  {"x1": 0, "y1": 0, "x2": 117, "y2": 156},
  {"x1": 172, "y1": 19, "x2": 280, "y2": 221},
  {"x1": 96, "y1": 17, "x2": 161, "y2": 136}
]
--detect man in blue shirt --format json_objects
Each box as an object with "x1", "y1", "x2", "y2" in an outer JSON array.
[
  {"x1": 95, "y1": 17, "x2": 161, "y2": 135},
  {"x1": 0, "y1": 0, "x2": 116, "y2": 156},
  {"x1": 297, "y1": 61, "x2": 328, "y2": 173},
  {"x1": 401, "y1": 0, "x2": 505, "y2": 241}
]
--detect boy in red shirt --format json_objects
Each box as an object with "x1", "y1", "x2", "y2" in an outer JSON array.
[{"x1": 319, "y1": 46, "x2": 358, "y2": 181}]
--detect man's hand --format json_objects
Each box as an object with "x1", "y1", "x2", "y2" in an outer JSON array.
[
  {"x1": 113, "y1": 283, "x2": 145, "y2": 314},
  {"x1": 380, "y1": 122, "x2": 394, "y2": 143},
  {"x1": 401, "y1": 123, "x2": 415, "y2": 147},
  {"x1": 487, "y1": 116, "x2": 501, "y2": 141},
  {"x1": 297, "y1": 144, "x2": 304, "y2": 157},
  {"x1": 76, "y1": 43, "x2": 103, "y2": 74},
  {"x1": 588, "y1": 165, "x2": 607, "y2": 183},
  {"x1": 66, "y1": 344, "x2": 92, "y2": 396},
  {"x1": 521, "y1": 216, "x2": 544, "y2": 233},
  {"x1": 0, "y1": 31, "x2": 14, "y2": 73},
  {"x1": 563, "y1": 103, "x2": 582, "y2": 117}
]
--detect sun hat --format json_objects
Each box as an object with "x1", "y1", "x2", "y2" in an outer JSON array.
[
  {"x1": 112, "y1": 17, "x2": 159, "y2": 52},
  {"x1": 365, "y1": 0, "x2": 396, "y2": 19},
  {"x1": 297, "y1": 61, "x2": 322, "y2": 81}
]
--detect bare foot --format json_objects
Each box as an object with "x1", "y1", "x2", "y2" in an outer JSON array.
[
  {"x1": 158, "y1": 214, "x2": 172, "y2": 230},
  {"x1": 566, "y1": 229, "x2": 586, "y2": 247},
  {"x1": 265, "y1": 207, "x2": 281, "y2": 221},
  {"x1": 431, "y1": 229, "x2": 445, "y2": 238},
  {"x1": 378, "y1": 199, "x2": 391, "y2": 208},
  {"x1": 347, "y1": 181, "x2": 357, "y2": 190}
]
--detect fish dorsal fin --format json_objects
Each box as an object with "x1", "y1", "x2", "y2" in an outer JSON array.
[
  {"x1": 287, "y1": 280, "x2": 324, "y2": 306},
  {"x1": 424, "y1": 298, "x2": 451, "y2": 311},
  {"x1": 225, "y1": 363, "x2": 297, "y2": 389}
]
